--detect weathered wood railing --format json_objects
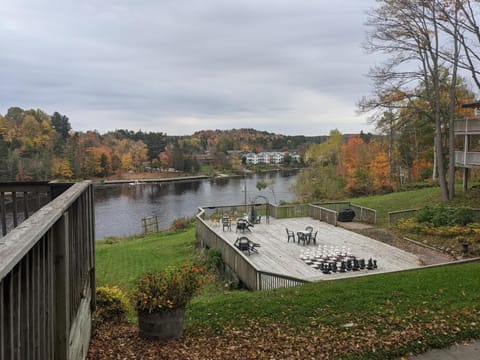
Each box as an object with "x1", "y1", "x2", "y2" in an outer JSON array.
[
  {"x1": 0, "y1": 181, "x2": 72, "y2": 236},
  {"x1": 350, "y1": 204, "x2": 377, "y2": 224},
  {"x1": 269, "y1": 203, "x2": 310, "y2": 219},
  {"x1": 311, "y1": 201, "x2": 377, "y2": 225},
  {"x1": 308, "y1": 204, "x2": 338, "y2": 226},
  {"x1": 196, "y1": 207, "x2": 307, "y2": 290},
  {"x1": 0, "y1": 181, "x2": 95, "y2": 360}
]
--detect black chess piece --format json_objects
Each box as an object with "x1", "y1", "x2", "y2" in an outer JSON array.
[
  {"x1": 359, "y1": 259, "x2": 365, "y2": 269},
  {"x1": 332, "y1": 262, "x2": 337, "y2": 273},
  {"x1": 367, "y1": 258, "x2": 374, "y2": 270},
  {"x1": 339, "y1": 261, "x2": 346, "y2": 273},
  {"x1": 322, "y1": 263, "x2": 331, "y2": 274},
  {"x1": 373, "y1": 259, "x2": 378, "y2": 269},
  {"x1": 346, "y1": 259, "x2": 352, "y2": 271},
  {"x1": 352, "y1": 259, "x2": 359, "y2": 271}
]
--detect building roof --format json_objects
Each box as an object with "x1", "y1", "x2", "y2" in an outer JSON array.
[{"x1": 461, "y1": 101, "x2": 480, "y2": 108}]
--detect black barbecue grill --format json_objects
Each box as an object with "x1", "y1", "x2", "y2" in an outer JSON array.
[{"x1": 337, "y1": 208, "x2": 355, "y2": 222}]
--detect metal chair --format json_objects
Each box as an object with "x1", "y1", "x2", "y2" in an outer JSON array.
[{"x1": 309, "y1": 231, "x2": 318, "y2": 245}]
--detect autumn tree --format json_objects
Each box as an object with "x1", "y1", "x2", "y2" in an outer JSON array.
[
  {"x1": 294, "y1": 130, "x2": 344, "y2": 201},
  {"x1": 363, "y1": 0, "x2": 476, "y2": 200}
]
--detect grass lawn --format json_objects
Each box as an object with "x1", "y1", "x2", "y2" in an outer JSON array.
[
  {"x1": 95, "y1": 225, "x2": 197, "y2": 292},
  {"x1": 187, "y1": 262, "x2": 480, "y2": 358},
  {"x1": 349, "y1": 186, "x2": 480, "y2": 226}
]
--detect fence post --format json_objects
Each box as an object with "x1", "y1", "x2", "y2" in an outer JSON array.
[{"x1": 54, "y1": 213, "x2": 70, "y2": 360}]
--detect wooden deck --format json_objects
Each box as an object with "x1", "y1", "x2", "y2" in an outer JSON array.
[{"x1": 208, "y1": 217, "x2": 421, "y2": 282}]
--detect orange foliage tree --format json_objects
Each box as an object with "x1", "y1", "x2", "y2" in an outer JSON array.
[{"x1": 339, "y1": 136, "x2": 392, "y2": 195}]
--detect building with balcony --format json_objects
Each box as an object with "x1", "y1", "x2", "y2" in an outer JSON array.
[{"x1": 456, "y1": 102, "x2": 480, "y2": 190}]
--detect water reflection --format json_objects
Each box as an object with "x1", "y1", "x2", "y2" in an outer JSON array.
[{"x1": 94, "y1": 171, "x2": 297, "y2": 240}]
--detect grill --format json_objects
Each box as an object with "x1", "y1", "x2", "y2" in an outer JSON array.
[{"x1": 338, "y1": 208, "x2": 355, "y2": 222}]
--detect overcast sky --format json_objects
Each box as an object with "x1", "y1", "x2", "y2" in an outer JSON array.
[{"x1": 0, "y1": 0, "x2": 379, "y2": 136}]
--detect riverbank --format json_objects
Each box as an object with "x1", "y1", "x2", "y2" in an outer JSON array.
[{"x1": 97, "y1": 174, "x2": 209, "y2": 185}]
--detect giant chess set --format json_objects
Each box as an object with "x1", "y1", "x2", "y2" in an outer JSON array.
[{"x1": 300, "y1": 244, "x2": 378, "y2": 275}]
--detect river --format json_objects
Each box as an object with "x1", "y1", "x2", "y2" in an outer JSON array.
[{"x1": 94, "y1": 171, "x2": 298, "y2": 240}]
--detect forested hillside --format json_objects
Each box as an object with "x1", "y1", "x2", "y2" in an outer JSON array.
[{"x1": 0, "y1": 107, "x2": 330, "y2": 181}]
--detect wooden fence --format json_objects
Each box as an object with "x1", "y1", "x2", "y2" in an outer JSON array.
[
  {"x1": 0, "y1": 181, "x2": 95, "y2": 360},
  {"x1": 308, "y1": 205, "x2": 338, "y2": 226},
  {"x1": 313, "y1": 201, "x2": 377, "y2": 225}
]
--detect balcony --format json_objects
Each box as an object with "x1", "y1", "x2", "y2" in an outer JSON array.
[
  {"x1": 455, "y1": 151, "x2": 480, "y2": 168},
  {"x1": 454, "y1": 119, "x2": 480, "y2": 135}
]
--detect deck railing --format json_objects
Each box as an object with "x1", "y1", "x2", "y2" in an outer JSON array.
[
  {"x1": 311, "y1": 201, "x2": 377, "y2": 225},
  {"x1": 308, "y1": 205, "x2": 338, "y2": 226},
  {"x1": 455, "y1": 151, "x2": 480, "y2": 168},
  {"x1": 454, "y1": 119, "x2": 480, "y2": 134},
  {"x1": 270, "y1": 203, "x2": 310, "y2": 219},
  {"x1": 0, "y1": 181, "x2": 95, "y2": 360},
  {"x1": 0, "y1": 181, "x2": 72, "y2": 236}
]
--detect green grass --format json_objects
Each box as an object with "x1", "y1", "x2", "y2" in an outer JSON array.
[
  {"x1": 95, "y1": 225, "x2": 197, "y2": 292},
  {"x1": 188, "y1": 263, "x2": 480, "y2": 331},
  {"x1": 345, "y1": 185, "x2": 480, "y2": 226},
  {"x1": 346, "y1": 187, "x2": 443, "y2": 225},
  {"x1": 185, "y1": 263, "x2": 480, "y2": 358}
]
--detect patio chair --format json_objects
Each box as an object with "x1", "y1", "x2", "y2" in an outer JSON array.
[
  {"x1": 222, "y1": 216, "x2": 232, "y2": 231},
  {"x1": 308, "y1": 231, "x2": 318, "y2": 245},
  {"x1": 254, "y1": 215, "x2": 261, "y2": 224},
  {"x1": 297, "y1": 231, "x2": 307, "y2": 246},
  {"x1": 304, "y1": 226, "x2": 313, "y2": 243},
  {"x1": 286, "y1": 228, "x2": 295, "y2": 243}
]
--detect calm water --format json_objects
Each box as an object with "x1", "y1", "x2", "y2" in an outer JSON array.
[{"x1": 94, "y1": 171, "x2": 298, "y2": 240}]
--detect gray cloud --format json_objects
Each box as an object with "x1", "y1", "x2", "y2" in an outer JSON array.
[{"x1": 0, "y1": 0, "x2": 377, "y2": 135}]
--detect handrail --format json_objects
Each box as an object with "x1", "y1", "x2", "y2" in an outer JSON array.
[
  {"x1": 308, "y1": 204, "x2": 337, "y2": 226},
  {"x1": 0, "y1": 182, "x2": 89, "y2": 280},
  {"x1": 0, "y1": 181, "x2": 95, "y2": 360}
]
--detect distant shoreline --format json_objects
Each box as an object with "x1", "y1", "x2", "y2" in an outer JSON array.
[{"x1": 95, "y1": 175, "x2": 209, "y2": 185}]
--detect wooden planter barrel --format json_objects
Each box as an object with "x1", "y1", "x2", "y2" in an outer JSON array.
[{"x1": 138, "y1": 307, "x2": 186, "y2": 340}]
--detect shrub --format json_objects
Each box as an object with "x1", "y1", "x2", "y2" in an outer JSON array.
[
  {"x1": 206, "y1": 248, "x2": 223, "y2": 273},
  {"x1": 453, "y1": 207, "x2": 474, "y2": 226},
  {"x1": 94, "y1": 286, "x2": 130, "y2": 324},
  {"x1": 170, "y1": 217, "x2": 193, "y2": 231},
  {"x1": 135, "y1": 264, "x2": 205, "y2": 314},
  {"x1": 415, "y1": 206, "x2": 474, "y2": 226}
]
